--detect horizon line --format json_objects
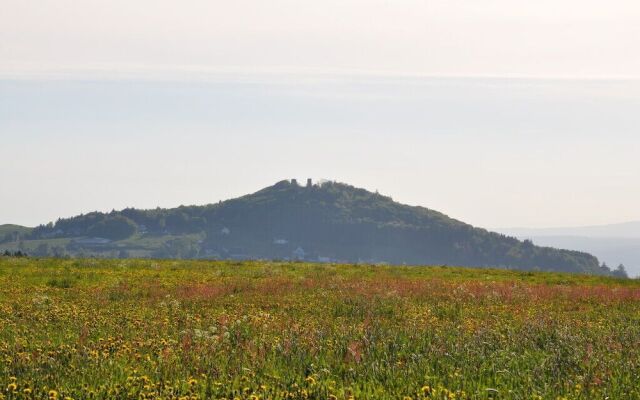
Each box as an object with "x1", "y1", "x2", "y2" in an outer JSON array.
[{"x1": 2, "y1": 65, "x2": 640, "y2": 83}]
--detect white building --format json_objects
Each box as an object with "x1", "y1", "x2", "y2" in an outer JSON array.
[{"x1": 292, "y1": 247, "x2": 306, "y2": 260}]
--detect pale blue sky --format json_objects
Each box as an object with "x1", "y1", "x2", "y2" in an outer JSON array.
[
  {"x1": 1, "y1": 0, "x2": 639, "y2": 229},
  {"x1": 2, "y1": 76, "x2": 639, "y2": 228}
]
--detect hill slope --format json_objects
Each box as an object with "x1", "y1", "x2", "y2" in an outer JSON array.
[
  {"x1": 3, "y1": 180, "x2": 606, "y2": 274},
  {"x1": 0, "y1": 224, "x2": 32, "y2": 235},
  {"x1": 0, "y1": 224, "x2": 32, "y2": 243}
]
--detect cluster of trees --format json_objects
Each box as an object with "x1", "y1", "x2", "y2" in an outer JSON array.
[
  {"x1": 151, "y1": 237, "x2": 201, "y2": 259},
  {"x1": 85, "y1": 215, "x2": 137, "y2": 240},
  {"x1": 601, "y1": 262, "x2": 629, "y2": 278},
  {"x1": 29, "y1": 207, "x2": 210, "y2": 241},
  {"x1": 2, "y1": 250, "x2": 28, "y2": 257},
  {"x1": 30, "y1": 214, "x2": 139, "y2": 240}
]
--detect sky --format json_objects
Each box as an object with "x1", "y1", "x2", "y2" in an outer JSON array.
[
  {"x1": 2, "y1": 0, "x2": 640, "y2": 79},
  {"x1": 1, "y1": 0, "x2": 639, "y2": 229}
]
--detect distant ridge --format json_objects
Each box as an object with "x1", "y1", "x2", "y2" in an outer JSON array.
[
  {"x1": 497, "y1": 222, "x2": 639, "y2": 277},
  {"x1": 1, "y1": 180, "x2": 613, "y2": 275},
  {"x1": 498, "y1": 221, "x2": 640, "y2": 239},
  {"x1": 0, "y1": 224, "x2": 32, "y2": 234}
]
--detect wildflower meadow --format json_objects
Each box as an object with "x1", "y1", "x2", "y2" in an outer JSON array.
[{"x1": 1, "y1": 258, "x2": 640, "y2": 399}]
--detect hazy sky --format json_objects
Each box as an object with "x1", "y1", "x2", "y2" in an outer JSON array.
[
  {"x1": 1, "y1": 1, "x2": 639, "y2": 229},
  {"x1": 3, "y1": 0, "x2": 640, "y2": 79}
]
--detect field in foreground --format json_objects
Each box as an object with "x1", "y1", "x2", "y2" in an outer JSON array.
[{"x1": 1, "y1": 259, "x2": 640, "y2": 399}]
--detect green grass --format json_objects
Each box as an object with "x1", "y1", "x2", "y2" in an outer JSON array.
[
  {"x1": 1, "y1": 258, "x2": 640, "y2": 399},
  {"x1": 0, "y1": 224, "x2": 32, "y2": 236}
]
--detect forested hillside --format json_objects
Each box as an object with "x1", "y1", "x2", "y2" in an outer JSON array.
[{"x1": 1, "y1": 180, "x2": 611, "y2": 275}]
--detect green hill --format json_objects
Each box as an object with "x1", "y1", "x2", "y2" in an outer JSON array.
[
  {"x1": 3, "y1": 180, "x2": 608, "y2": 274},
  {"x1": 0, "y1": 224, "x2": 32, "y2": 243},
  {"x1": 0, "y1": 224, "x2": 32, "y2": 235}
]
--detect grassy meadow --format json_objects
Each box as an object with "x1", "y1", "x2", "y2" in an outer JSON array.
[{"x1": 1, "y1": 258, "x2": 640, "y2": 399}]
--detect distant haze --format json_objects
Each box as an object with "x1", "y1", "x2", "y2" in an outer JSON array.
[
  {"x1": 498, "y1": 222, "x2": 640, "y2": 277},
  {"x1": 500, "y1": 221, "x2": 640, "y2": 239}
]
